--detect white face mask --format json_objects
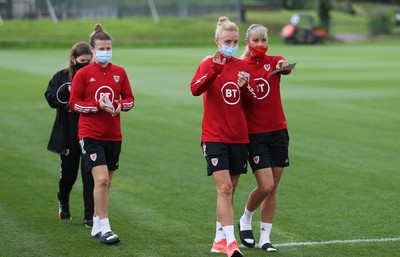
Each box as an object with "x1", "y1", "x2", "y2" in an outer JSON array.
[{"x1": 95, "y1": 50, "x2": 112, "y2": 63}]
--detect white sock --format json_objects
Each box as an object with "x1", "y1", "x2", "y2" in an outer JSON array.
[
  {"x1": 91, "y1": 215, "x2": 101, "y2": 236},
  {"x1": 222, "y1": 225, "x2": 236, "y2": 245},
  {"x1": 259, "y1": 222, "x2": 272, "y2": 246},
  {"x1": 239, "y1": 207, "x2": 254, "y2": 231},
  {"x1": 239, "y1": 207, "x2": 255, "y2": 244},
  {"x1": 100, "y1": 218, "x2": 111, "y2": 235},
  {"x1": 214, "y1": 221, "x2": 225, "y2": 242}
]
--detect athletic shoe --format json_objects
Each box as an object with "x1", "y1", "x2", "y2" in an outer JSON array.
[
  {"x1": 100, "y1": 231, "x2": 120, "y2": 244},
  {"x1": 211, "y1": 238, "x2": 227, "y2": 254},
  {"x1": 227, "y1": 240, "x2": 243, "y2": 257},
  {"x1": 238, "y1": 222, "x2": 255, "y2": 248},
  {"x1": 84, "y1": 216, "x2": 93, "y2": 227},
  {"x1": 58, "y1": 202, "x2": 71, "y2": 220},
  {"x1": 261, "y1": 242, "x2": 278, "y2": 252}
]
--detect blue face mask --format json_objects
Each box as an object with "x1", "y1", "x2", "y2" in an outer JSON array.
[
  {"x1": 219, "y1": 45, "x2": 238, "y2": 58},
  {"x1": 95, "y1": 50, "x2": 112, "y2": 63}
]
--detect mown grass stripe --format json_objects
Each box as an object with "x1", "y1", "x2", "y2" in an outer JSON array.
[{"x1": 273, "y1": 237, "x2": 400, "y2": 247}]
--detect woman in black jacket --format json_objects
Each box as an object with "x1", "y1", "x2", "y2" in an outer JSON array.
[{"x1": 44, "y1": 42, "x2": 94, "y2": 226}]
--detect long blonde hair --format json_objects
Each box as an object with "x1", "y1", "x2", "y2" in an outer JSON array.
[
  {"x1": 240, "y1": 24, "x2": 268, "y2": 59},
  {"x1": 215, "y1": 16, "x2": 239, "y2": 39}
]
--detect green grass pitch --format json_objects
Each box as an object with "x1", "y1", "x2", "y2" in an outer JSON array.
[{"x1": 0, "y1": 44, "x2": 399, "y2": 256}]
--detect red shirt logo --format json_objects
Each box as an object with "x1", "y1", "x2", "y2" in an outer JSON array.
[
  {"x1": 94, "y1": 85, "x2": 115, "y2": 102},
  {"x1": 254, "y1": 78, "x2": 270, "y2": 100},
  {"x1": 221, "y1": 82, "x2": 240, "y2": 105}
]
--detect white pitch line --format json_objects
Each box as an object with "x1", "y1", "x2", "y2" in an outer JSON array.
[{"x1": 270, "y1": 237, "x2": 400, "y2": 247}]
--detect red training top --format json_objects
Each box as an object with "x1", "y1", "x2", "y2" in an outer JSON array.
[
  {"x1": 190, "y1": 56, "x2": 257, "y2": 144},
  {"x1": 244, "y1": 55, "x2": 291, "y2": 134},
  {"x1": 69, "y1": 62, "x2": 134, "y2": 141}
]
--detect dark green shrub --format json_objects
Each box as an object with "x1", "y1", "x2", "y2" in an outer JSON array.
[{"x1": 367, "y1": 12, "x2": 392, "y2": 36}]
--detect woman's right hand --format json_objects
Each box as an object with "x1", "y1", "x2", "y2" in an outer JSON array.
[
  {"x1": 212, "y1": 50, "x2": 226, "y2": 65},
  {"x1": 99, "y1": 94, "x2": 115, "y2": 114}
]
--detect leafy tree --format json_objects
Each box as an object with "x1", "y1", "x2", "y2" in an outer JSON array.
[
  {"x1": 282, "y1": 0, "x2": 311, "y2": 9},
  {"x1": 318, "y1": 0, "x2": 332, "y2": 33}
]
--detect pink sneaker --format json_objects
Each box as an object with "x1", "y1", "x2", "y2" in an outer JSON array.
[
  {"x1": 211, "y1": 238, "x2": 227, "y2": 254},
  {"x1": 227, "y1": 240, "x2": 243, "y2": 257}
]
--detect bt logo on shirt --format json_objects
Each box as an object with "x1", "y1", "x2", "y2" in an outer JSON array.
[
  {"x1": 95, "y1": 85, "x2": 115, "y2": 103},
  {"x1": 221, "y1": 82, "x2": 240, "y2": 105},
  {"x1": 254, "y1": 77, "x2": 270, "y2": 100}
]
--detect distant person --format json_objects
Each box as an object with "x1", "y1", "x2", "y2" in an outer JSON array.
[
  {"x1": 44, "y1": 41, "x2": 94, "y2": 227},
  {"x1": 238, "y1": 24, "x2": 293, "y2": 252},
  {"x1": 69, "y1": 23, "x2": 135, "y2": 244},
  {"x1": 190, "y1": 16, "x2": 257, "y2": 257}
]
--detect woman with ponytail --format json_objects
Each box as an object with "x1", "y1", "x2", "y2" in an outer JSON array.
[
  {"x1": 190, "y1": 16, "x2": 257, "y2": 257},
  {"x1": 69, "y1": 24, "x2": 135, "y2": 244},
  {"x1": 238, "y1": 24, "x2": 293, "y2": 253}
]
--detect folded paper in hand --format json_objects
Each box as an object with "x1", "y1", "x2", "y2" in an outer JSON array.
[
  {"x1": 268, "y1": 63, "x2": 296, "y2": 76},
  {"x1": 105, "y1": 97, "x2": 115, "y2": 112}
]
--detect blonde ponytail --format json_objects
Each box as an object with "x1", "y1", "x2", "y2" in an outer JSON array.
[
  {"x1": 240, "y1": 24, "x2": 268, "y2": 59},
  {"x1": 215, "y1": 16, "x2": 238, "y2": 39}
]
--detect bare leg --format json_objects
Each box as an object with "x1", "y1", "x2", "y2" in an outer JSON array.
[
  {"x1": 245, "y1": 168, "x2": 274, "y2": 212},
  {"x1": 259, "y1": 167, "x2": 284, "y2": 251},
  {"x1": 92, "y1": 165, "x2": 113, "y2": 219},
  {"x1": 213, "y1": 170, "x2": 235, "y2": 227},
  {"x1": 239, "y1": 168, "x2": 274, "y2": 247},
  {"x1": 260, "y1": 167, "x2": 283, "y2": 223}
]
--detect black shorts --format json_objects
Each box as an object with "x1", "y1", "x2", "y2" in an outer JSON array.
[
  {"x1": 248, "y1": 129, "x2": 290, "y2": 171},
  {"x1": 202, "y1": 142, "x2": 248, "y2": 176},
  {"x1": 79, "y1": 137, "x2": 121, "y2": 172}
]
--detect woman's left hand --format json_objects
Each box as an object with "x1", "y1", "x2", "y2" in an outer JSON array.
[
  {"x1": 112, "y1": 102, "x2": 122, "y2": 117},
  {"x1": 276, "y1": 59, "x2": 289, "y2": 69},
  {"x1": 237, "y1": 71, "x2": 249, "y2": 88}
]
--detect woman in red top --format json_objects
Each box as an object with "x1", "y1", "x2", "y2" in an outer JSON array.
[
  {"x1": 237, "y1": 24, "x2": 292, "y2": 253},
  {"x1": 190, "y1": 16, "x2": 256, "y2": 257},
  {"x1": 69, "y1": 24, "x2": 134, "y2": 244}
]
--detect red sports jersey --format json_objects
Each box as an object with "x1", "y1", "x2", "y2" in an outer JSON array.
[
  {"x1": 69, "y1": 62, "x2": 134, "y2": 141},
  {"x1": 244, "y1": 55, "x2": 291, "y2": 134},
  {"x1": 190, "y1": 56, "x2": 256, "y2": 143}
]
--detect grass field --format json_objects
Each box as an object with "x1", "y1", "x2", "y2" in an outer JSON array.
[{"x1": 0, "y1": 43, "x2": 400, "y2": 257}]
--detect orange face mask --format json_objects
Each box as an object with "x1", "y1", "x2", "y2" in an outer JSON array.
[{"x1": 249, "y1": 45, "x2": 268, "y2": 58}]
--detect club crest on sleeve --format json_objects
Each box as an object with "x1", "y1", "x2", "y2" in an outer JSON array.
[
  {"x1": 264, "y1": 64, "x2": 270, "y2": 71},
  {"x1": 253, "y1": 156, "x2": 260, "y2": 164},
  {"x1": 114, "y1": 75, "x2": 120, "y2": 83},
  {"x1": 211, "y1": 158, "x2": 218, "y2": 166},
  {"x1": 90, "y1": 153, "x2": 97, "y2": 162}
]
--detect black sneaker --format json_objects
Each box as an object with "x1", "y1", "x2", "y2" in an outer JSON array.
[
  {"x1": 84, "y1": 216, "x2": 93, "y2": 227},
  {"x1": 100, "y1": 231, "x2": 120, "y2": 244},
  {"x1": 58, "y1": 202, "x2": 71, "y2": 220}
]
